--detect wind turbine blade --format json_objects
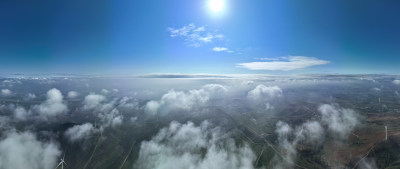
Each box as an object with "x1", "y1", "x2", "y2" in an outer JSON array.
[
  {"x1": 63, "y1": 162, "x2": 68, "y2": 166},
  {"x1": 55, "y1": 162, "x2": 62, "y2": 169}
]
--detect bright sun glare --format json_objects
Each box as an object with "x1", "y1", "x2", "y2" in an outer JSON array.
[{"x1": 208, "y1": 0, "x2": 226, "y2": 14}]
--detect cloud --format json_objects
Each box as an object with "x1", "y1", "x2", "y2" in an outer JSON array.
[
  {"x1": 134, "y1": 121, "x2": 257, "y2": 169},
  {"x1": 64, "y1": 123, "x2": 98, "y2": 142},
  {"x1": 14, "y1": 106, "x2": 30, "y2": 121},
  {"x1": 237, "y1": 56, "x2": 330, "y2": 71},
  {"x1": 101, "y1": 89, "x2": 109, "y2": 94},
  {"x1": 1, "y1": 89, "x2": 12, "y2": 96},
  {"x1": 272, "y1": 104, "x2": 360, "y2": 168},
  {"x1": 27, "y1": 93, "x2": 36, "y2": 100},
  {"x1": 212, "y1": 47, "x2": 228, "y2": 52},
  {"x1": 34, "y1": 88, "x2": 68, "y2": 118},
  {"x1": 145, "y1": 84, "x2": 227, "y2": 115},
  {"x1": 67, "y1": 91, "x2": 79, "y2": 99},
  {"x1": 247, "y1": 85, "x2": 282, "y2": 110},
  {"x1": 168, "y1": 23, "x2": 224, "y2": 47},
  {"x1": 97, "y1": 108, "x2": 123, "y2": 128},
  {"x1": 273, "y1": 120, "x2": 324, "y2": 169},
  {"x1": 393, "y1": 79, "x2": 400, "y2": 85},
  {"x1": 0, "y1": 130, "x2": 61, "y2": 169},
  {"x1": 357, "y1": 158, "x2": 377, "y2": 169},
  {"x1": 247, "y1": 85, "x2": 282, "y2": 101},
  {"x1": 319, "y1": 104, "x2": 361, "y2": 139},
  {"x1": 83, "y1": 93, "x2": 106, "y2": 110}
]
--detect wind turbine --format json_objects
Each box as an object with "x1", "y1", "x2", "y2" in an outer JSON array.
[
  {"x1": 385, "y1": 126, "x2": 388, "y2": 141},
  {"x1": 55, "y1": 154, "x2": 67, "y2": 169}
]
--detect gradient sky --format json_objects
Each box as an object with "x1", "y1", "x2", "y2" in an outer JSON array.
[{"x1": 0, "y1": 0, "x2": 400, "y2": 75}]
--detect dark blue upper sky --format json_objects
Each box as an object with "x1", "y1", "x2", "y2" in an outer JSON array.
[{"x1": 1, "y1": 0, "x2": 400, "y2": 75}]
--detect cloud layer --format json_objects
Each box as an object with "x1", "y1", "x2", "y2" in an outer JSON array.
[{"x1": 237, "y1": 56, "x2": 330, "y2": 71}]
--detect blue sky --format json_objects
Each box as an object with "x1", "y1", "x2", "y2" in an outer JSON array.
[{"x1": 0, "y1": 0, "x2": 400, "y2": 75}]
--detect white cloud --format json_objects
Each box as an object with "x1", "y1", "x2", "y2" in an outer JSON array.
[
  {"x1": 101, "y1": 89, "x2": 109, "y2": 94},
  {"x1": 273, "y1": 120, "x2": 324, "y2": 169},
  {"x1": 0, "y1": 131, "x2": 61, "y2": 169},
  {"x1": 34, "y1": 88, "x2": 68, "y2": 118},
  {"x1": 168, "y1": 23, "x2": 224, "y2": 47},
  {"x1": 319, "y1": 104, "x2": 361, "y2": 139},
  {"x1": 14, "y1": 106, "x2": 29, "y2": 121},
  {"x1": 27, "y1": 93, "x2": 36, "y2": 100},
  {"x1": 237, "y1": 56, "x2": 330, "y2": 71},
  {"x1": 212, "y1": 47, "x2": 228, "y2": 52},
  {"x1": 393, "y1": 79, "x2": 400, "y2": 85},
  {"x1": 134, "y1": 121, "x2": 257, "y2": 169},
  {"x1": 83, "y1": 93, "x2": 106, "y2": 110},
  {"x1": 1, "y1": 89, "x2": 12, "y2": 96},
  {"x1": 67, "y1": 91, "x2": 79, "y2": 99},
  {"x1": 145, "y1": 84, "x2": 227, "y2": 115},
  {"x1": 247, "y1": 85, "x2": 282, "y2": 101},
  {"x1": 272, "y1": 104, "x2": 360, "y2": 168},
  {"x1": 64, "y1": 123, "x2": 98, "y2": 142}
]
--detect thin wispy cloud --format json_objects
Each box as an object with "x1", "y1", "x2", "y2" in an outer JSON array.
[
  {"x1": 237, "y1": 56, "x2": 330, "y2": 71},
  {"x1": 168, "y1": 23, "x2": 224, "y2": 47},
  {"x1": 212, "y1": 47, "x2": 228, "y2": 52}
]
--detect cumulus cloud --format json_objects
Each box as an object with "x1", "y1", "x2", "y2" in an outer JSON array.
[
  {"x1": 247, "y1": 85, "x2": 282, "y2": 101},
  {"x1": 0, "y1": 131, "x2": 61, "y2": 169},
  {"x1": 393, "y1": 79, "x2": 400, "y2": 85},
  {"x1": 1, "y1": 89, "x2": 12, "y2": 96},
  {"x1": 145, "y1": 84, "x2": 227, "y2": 115},
  {"x1": 27, "y1": 93, "x2": 36, "y2": 100},
  {"x1": 247, "y1": 85, "x2": 282, "y2": 110},
  {"x1": 14, "y1": 106, "x2": 30, "y2": 121},
  {"x1": 168, "y1": 23, "x2": 224, "y2": 47},
  {"x1": 212, "y1": 47, "x2": 229, "y2": 52},
  {"x1": 237, "y1": 56, "x2": 330, "y2": 71},
  {"x1": 319, "y1": 104, "x2": 361, "y2": 139},
  {"x1": 134, "y1": 121, "x2": 257, "y2": 169},
  {"x1": 83, "y1": 93, "x2": 106, "y2": 110},
  {"x1": 64, "y1": 123, "x2": 98, "y2": 142},
  {"x1": 67, "y1": 91, "x2": 79, "y2": 99},
  {"x1": 34, "y1": 88, "x2": 68, "y2": 118}
]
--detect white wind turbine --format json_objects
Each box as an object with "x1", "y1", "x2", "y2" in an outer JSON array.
[
  {"x1": 385, "y1": 126, "x2": 388, "y2": 141},
  {"x1": 55, "y1": 154, "x2": 67, "y2": 169}
]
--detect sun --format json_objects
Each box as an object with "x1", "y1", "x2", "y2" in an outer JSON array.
[{"x1": 208, "y1": 0, "x2": 226, "y2": 14}]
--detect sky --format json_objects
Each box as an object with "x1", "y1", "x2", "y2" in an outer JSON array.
[{"x1": 0, "y1": 0, "x2": 400, "y2": 75}]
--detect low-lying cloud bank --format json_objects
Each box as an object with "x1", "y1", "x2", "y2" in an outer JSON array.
[{"x1": 135, "y1": 121, "x2": 258, "y2": 169}]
